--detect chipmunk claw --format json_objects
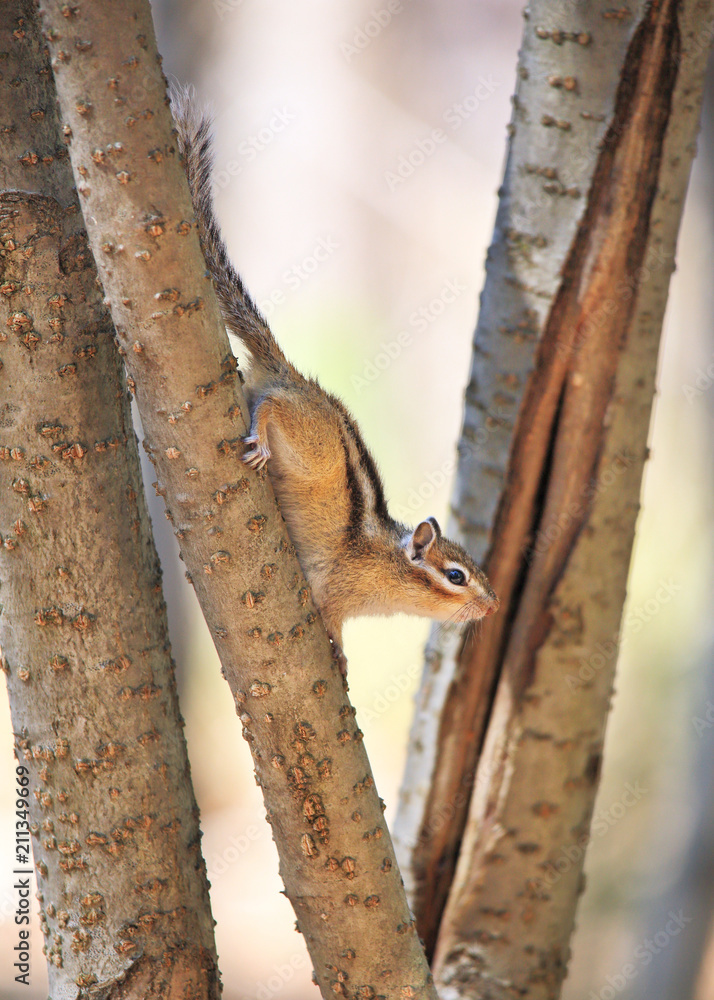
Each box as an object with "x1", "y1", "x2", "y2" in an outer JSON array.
[
  {"x1": 328, "y1": 638, "x2": 348, "y2": 678},
  {"x1": 242, "y1": 435, "x2": 271, "y2": 469}
]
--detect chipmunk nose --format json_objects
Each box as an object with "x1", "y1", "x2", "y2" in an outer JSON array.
[{"x1": 484, "y1": 593, "x2": 499, "y2": 615}]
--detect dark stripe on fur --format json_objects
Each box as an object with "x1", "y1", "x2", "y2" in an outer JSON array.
[
  {"x1": 408, "y1": 563, "x2": 452, "y2": 596},
  {"x1": 339, "y1": 428, "x2": 365, "y2": 544},
  {"x1": 332, "y1": 397, "x2": 391, "y2": 526}
]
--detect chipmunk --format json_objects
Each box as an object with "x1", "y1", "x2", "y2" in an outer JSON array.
[{"x1": 171, "y1": 88, "x2": 499, "y2": 670}]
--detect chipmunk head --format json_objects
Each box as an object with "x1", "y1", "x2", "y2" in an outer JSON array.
[{"x1": 402, "y1": 516, "x2": 498, "y2": 623}]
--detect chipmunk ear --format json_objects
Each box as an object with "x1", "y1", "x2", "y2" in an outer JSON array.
[{"x1": 407, "y1": 518, "x2": 440, "y2": 560}]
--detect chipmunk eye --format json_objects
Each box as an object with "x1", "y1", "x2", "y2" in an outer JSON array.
[{"x1": 446, "y1": 568, "x2": 467, "y2": 586}]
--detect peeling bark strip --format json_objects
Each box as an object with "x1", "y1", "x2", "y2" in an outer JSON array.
[
  {"x1": 35, "y1": 1, "x2": 437, "y2": 997},
  {"x1": 0, "y1": 5, "x2": 220, "y2": 998},
  {"x1": 396, "y1": 0, "x2": 713, "y2": 992}
]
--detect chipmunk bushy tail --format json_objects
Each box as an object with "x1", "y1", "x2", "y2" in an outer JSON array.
[{"x1": 170, "y1": 84, "x2": 287, "y2": 375}]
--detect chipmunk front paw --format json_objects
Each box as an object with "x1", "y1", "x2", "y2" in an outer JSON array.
[{"x1": 242, "y1": 434, "x2": 271, "y2": 469}]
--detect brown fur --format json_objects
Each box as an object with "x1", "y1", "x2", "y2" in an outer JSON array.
[{"x1": 171, "y1": 88, "x2": 499, "y2": 660}]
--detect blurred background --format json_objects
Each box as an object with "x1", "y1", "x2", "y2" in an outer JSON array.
[{"x1": 1, "y1": 2, "x2": 713, "y2": 997}]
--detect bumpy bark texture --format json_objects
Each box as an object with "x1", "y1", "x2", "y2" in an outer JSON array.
[
  {"x1": 394, "y1": 0, "x2": 714, "y2": 996},
  {"x1": 0, "y1": 5, "x2": 220, "y2": 998},
  {"x1": 35, "y1": 1, "x2": 438, "y2": 997}
]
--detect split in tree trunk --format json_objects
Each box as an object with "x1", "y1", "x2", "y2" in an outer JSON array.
[{"x1": 395, "y1": 1, "x2": 714, "y2": 996}]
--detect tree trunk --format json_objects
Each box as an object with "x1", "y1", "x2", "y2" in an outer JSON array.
[
  {"x1": 0, "y1": 4, "x2": 220, "y2": 997},
  {"x1": 394, "y1": 0, "x2": 714, "y2": 996},
  {"x1": 35, "y1": 1, "x2": 438, "y2": 997}
]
